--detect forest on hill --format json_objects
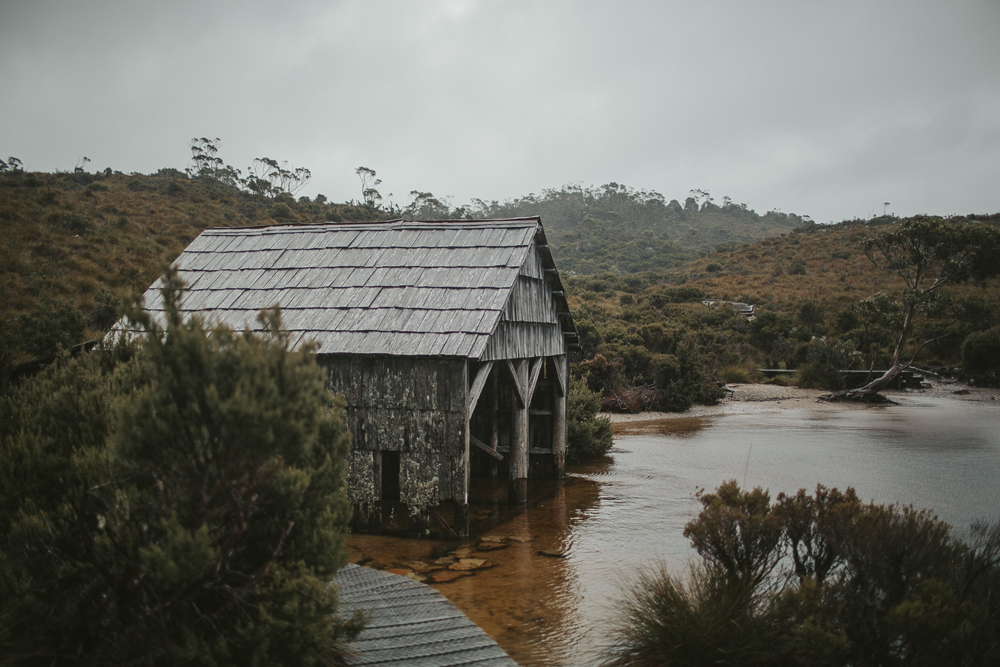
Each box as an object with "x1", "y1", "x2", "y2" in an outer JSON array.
[
  {"x1": 405, "y1": 183, "x2": 810, "y2": 275},
  {"x1": 2, "y1": 155, "x2": 999, "y2": 409}
]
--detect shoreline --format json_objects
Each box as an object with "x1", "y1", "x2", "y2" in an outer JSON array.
[{"x1": 601, "y1": 380, "x2": 998, "y2": 430}]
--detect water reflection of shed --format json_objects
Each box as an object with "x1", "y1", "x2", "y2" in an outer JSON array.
[{"x1": 136, "y1": 218, "x2": 579, "y2": 537}]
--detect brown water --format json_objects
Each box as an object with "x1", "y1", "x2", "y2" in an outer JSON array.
[{"x1": 347, "y1": 393, "x2": 1000, "y2": 666}]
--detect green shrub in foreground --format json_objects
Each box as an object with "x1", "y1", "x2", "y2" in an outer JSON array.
[
  {"x1": 0, "y1": 269, "x2": 360, "y2": 666},
  {"x1": 603, "y1": 481, "x2": 1000, "y2": 666}
]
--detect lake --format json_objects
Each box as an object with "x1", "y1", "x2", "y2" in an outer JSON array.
[{"x1": 347, "y1": 389, "x2": 1000, "y2": 666}]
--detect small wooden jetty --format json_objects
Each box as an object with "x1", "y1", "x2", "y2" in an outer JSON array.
[{"x1": 335, "y1": 564, "x2": 517, "y2": 667}]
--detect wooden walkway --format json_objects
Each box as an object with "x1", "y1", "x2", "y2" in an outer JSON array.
[{"x1": 335, "y1": 564, "x2": 518, "y2": 666}]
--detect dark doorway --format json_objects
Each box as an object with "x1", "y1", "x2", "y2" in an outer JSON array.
[{"x1": 381, "y1": 450, "x2": 400, "y2": 502}]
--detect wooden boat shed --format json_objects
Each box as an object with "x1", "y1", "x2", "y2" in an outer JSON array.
[{"x1": 135, "y1": 217, "x2": 579, "y2": 537}]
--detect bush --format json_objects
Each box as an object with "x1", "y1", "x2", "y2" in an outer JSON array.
[
  {"x1": 647, "y1": 286, "x2": 705, "y2": 308},
  {"x1": 604, "y1": 482, "x2": 1000, "y2": 667},
  {"x1": 962, "y1": 326, "x2": 1000, "y2": 375},
  {"x1": 0, "y1": 270, "x2": 360, "y2": 665},
  {"x1": 566, "y1": 377, "x2": 613, "y2": 463},
  {"x1": 272, "y1": 202, "x2": 294, "y2": 219},
  {"x1": 17, "y1": 299, "x2": 86, "y2": 358},
  {"x1": 794, "y1": 362, "x2": 845, "y2": 390},
  {"x1": 719, "y1": 364, "x2": 751, "y2": 383},
  {"x1": 604, "y1": 563, "x2": 790, "y2": 667}
]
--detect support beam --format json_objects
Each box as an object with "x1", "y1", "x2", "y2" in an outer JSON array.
[
  {"x1": 471, "y1": 435, "x2": 503, "y2": 461},
  {"x1": 467, "y1": 361, "x2": 494, "y2": 414},
  {"x1": 430, "y1": 508, "x2": 459, "y2": 538},
  {"x1": 506, "y1": 359, "x2": 526, "y2": 408},
  {"x1": 490, "y1": 370, "x2": 499, "y2": 478},
  {"x1": 526, "y1": 357, "x2": 543, "y2": 408},
  {"x1": 551, "y1": 353, "x2": 567, "y2": 397},
  {"x1": 509, "y1": 359, "x2": 529, "y2": 504},
  {"x1": 553, "y1": 355, "x2": 568, "y2": 479}
]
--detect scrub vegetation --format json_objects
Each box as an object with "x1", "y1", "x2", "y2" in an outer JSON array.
[
  {"x1": 2, "y1": 147, "x2": 999, "y2": 411},
  {"x1": 603, "y1": 481, "x2": 1000, "y2": 666},
  {"x1": 0, "y1": 272, "x2": 360, "y2": 666}
]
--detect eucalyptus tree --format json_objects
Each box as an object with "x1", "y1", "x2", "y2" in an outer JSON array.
[{"x1": 826, "y1": 217, "x2": 1000, "y2": 401}]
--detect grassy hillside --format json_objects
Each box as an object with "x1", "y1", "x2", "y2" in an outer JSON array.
[
  {"x1": 564, "y1": 216, "x2": 1000, "y2": 410},
  {"x1": 4, "y1": 166, "x2": 997, "y2": 404},
  {"x1": 0, "y1": 168, "x2": 382, "y2": 367}
]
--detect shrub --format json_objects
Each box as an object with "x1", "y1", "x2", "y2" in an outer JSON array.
[
  {"x1": 0, "y1": 270, "x2": 360, "y2": 665},
  {"x1": 17, "y1": 299, "x2": 86, "y2": 358},
  {"x1": 604, "y1": 563, "x2": 790, "y2": 667},
  {"x1": 566, "y1": 377, "x2": 613, "y2": 463},
  {"x1": 165, "y1": 179, "x2": 186, "y2": 196},
  {"x1": 272, "y1": 202, "x2": 294, "y2": 219},
  {"x1": 719, "y1": 364, "x2": 751, "y2": 383},
  {"x1": 789, "y1": 259, "x2": 807, "y2": 275},
  {"x1": 49, "y1": 211, "x2": 92, "y2": 234},
  {"x1": 605, "y1": 483, "x2": 1000, "y2": 666},
  {"x1": 962, "y1": 326, "x2": 1000, "y2": 375},
  {"x1": 794, "y1": 362, "x2": 845, "y2": 390}
]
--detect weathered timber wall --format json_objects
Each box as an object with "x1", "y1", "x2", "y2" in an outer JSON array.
[
  {"x1": 480, "y1": 242, "x2": 567, "y2": 362},
  {"x1": 322, "y1": 355, "x2": 467, "y2": 511}
]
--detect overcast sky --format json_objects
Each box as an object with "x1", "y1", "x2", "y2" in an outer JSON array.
[{"x1": 2, "y1": 0, "x2": 998, "y2": 223}]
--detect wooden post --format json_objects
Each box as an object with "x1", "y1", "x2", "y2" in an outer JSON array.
[
  {"x1": 456, "y1": 361, "x2": 477, "y2": 537},
  {"x1": 552, "y1": 355, "x2": 568, "y2": 479},
  {"x1": 509, "y1": 359, "x2": 529, "y2": 503},
  {"x1": 489, "y1": 370, "x2": 499, "y2": 479}
]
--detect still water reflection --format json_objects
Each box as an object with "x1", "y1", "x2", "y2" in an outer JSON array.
[{"x1": 347, "y1": 395, "x2": 1000, "y2": 667}]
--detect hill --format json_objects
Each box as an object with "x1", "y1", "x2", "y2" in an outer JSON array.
[
  {"x1": 448, "y1": 184, "x2": 810, "y2": 275},
  {"x1": 4, "y1": 165, "x2": 997, "y2": 406},
  {"x1": 563, "y1": 216, "x2": 1000, "y2": 411},
  {"x1": 0, "y1": 168, "x2": 808, "y2": 368},
  {"x1": 0, "y1": 168, "x2": 384, "y2": 368}
]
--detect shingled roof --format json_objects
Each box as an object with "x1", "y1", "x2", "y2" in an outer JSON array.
[{"x1": 132, "y1": 218, "x2": 578, "y2": 358}]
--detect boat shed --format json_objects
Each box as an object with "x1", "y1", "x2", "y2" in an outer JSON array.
[{"x1": 131, "y1": 217, "x2": 579, "y2": 537}]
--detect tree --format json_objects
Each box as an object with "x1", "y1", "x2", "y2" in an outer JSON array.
[
  {"x1": 355, "y1": 166, "x2": 382, "y2": 208},
  {"x1": 246, "y1": 157, "x2": 312, "y2": 198},
  {"x1": 827, "y1": 217, "x2": 1000, "y2": 400},
  {"x1": 840, "y1": 291, "x2": 905, "y2": 373},
  {"x1": 0, "y1": 269, "x2": 359, "y2": 665}
]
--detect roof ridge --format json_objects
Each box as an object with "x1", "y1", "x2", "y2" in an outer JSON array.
[{"x1": 203, "y1": 217, "x2": 541, "y2": 235}]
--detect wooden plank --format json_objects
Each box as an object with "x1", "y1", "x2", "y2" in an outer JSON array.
[
  {"x1": 505, "y1": 359, "x2": 525, "y2": 408},
  {"x1": 471, "y1": 435, "x2": 503, "y2": 461},
  {"x1": 466, "y1": 361, "x2": 494, "y2": 414},
  {"x1": 526, "y1": 357, "x2": 543, "y2": 407},
  {"x1": 429, "y1": 508, "x2": 458, "y2": 538},
  {"x1": 552, "y1": 354, "x2": 567, "y2": 396}
]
